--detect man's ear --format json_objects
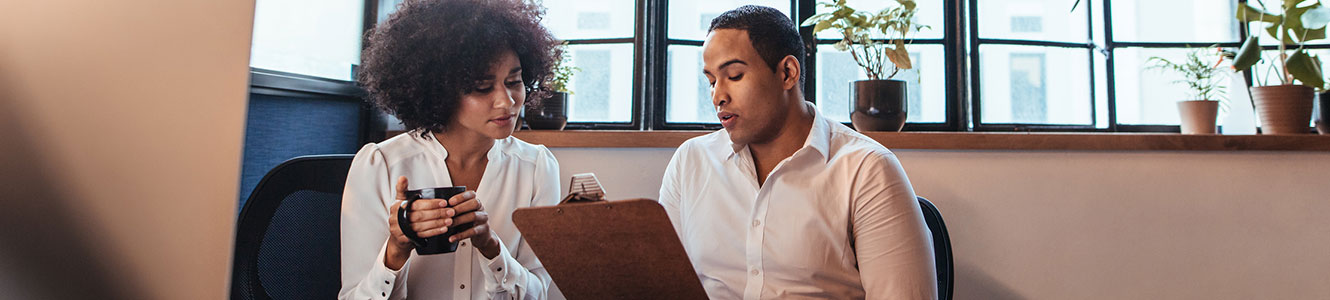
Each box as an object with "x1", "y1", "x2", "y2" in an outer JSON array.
[{"x1": 779, "y1": 55, "x2": 800, "y2": 90}]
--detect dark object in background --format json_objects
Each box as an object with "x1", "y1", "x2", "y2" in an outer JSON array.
[
  {"x1": 232, "y1": 154, "x2": 353, "y2": 300},
  {"x1": 525, "y1": 92, "x2": 569, "y2": 130},
  {"x1": 917, "y1": 196, "x2": 954, "y2": 300},
  {"x1": 850, "y1": 79, "x2": 908, "y2": 132},
  {"x1": 1317, "y1": 91, "x2": 1329, "y2": 134}
]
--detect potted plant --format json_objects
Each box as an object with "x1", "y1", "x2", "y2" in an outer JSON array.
[
  {"x1": 1147, "y1": 48, "x2": 1229, "y2": 134},
  {"x1": 801, "y1": 0, "x2": 927, "y2": 132},
  {"x1": 525, "y1": 42, "x2": 578, "y2": 130},
  {"x1": 1231, "y1": 0, "x2": 1323, "y2": 134}
]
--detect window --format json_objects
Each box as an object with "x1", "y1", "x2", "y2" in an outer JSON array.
[
  {"x1": 360, "y1": 0, "x2": 1279, "y2": 133},
  {"x1": 1110, "y1": 0, "x2": 1241, "y2": 128},
  {"x1": 661, "y1": 0, "x2": 792, "y2": 127},
  {"x1": 972, "y1": 0, "x2": 1099, "y2": 129},
  {"x1": 542, "y1": 0, "x2": 640, "y2": 127},
  {"x1": 250, "y1": 0, "x2": 365, "y2": 81},
  {"x1": 811, "y1": 0, "x2": 952, "y2": 128}
]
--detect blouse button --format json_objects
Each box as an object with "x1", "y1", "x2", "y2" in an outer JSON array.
[{"x1": 460, "y1": 284, "x2": 466, "y2": 289}]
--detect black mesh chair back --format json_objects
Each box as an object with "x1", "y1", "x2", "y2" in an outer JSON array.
[
  {"x1": 918, "y1": 196, "x2": 954, "y2": 300},
  {"x1": 232, "y1": 155, "x2": 354, "y2": 300}
]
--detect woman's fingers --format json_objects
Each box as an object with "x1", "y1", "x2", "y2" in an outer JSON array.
[
  {"x1": 449, "y1": 223, "x2": 489, "y2": 243},
  {"x1": 411, "y1": 218, "x2": 452, "y2": 238},
  {"x1": 408, "y1": 199, "x2": 452, "y2": 222},
  {"x1": 447, "y1": 211, "x2": 489, "y2": 242},
  {"x1": 450, "y1": 197, "x2": 482, "y2": 215},
  {"x1": 448, "y1": 191, "x2": 477, "y2": 207},
  {"x1": 450, "y1": 210, "x2": 489, "y2": 227}
]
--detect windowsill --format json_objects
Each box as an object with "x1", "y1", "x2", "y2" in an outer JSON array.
[{"x1": 505, "y1": 130, "x2": 1330, "y2": 151}]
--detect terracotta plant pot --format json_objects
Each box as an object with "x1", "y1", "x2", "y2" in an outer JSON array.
[
  {"x1": 849, "y1": 79, "x2": 907, "y2": 132},
  {"x1": 1177, "y1": 100, "x2": 1219, "y2": 134},
  {"x1": 524, "y1": 92, "x2": 568, "y2": 130},
  {"x1": 1250, "y1": 84, "x2": 1314, "y2": 134},
  {"x1": 1318, "y1": 91, "x2": 1330, "y2": 134}
]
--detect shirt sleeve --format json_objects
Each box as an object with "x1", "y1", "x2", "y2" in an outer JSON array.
[
  {"x1": 850, "y1": 150, "x2": 937, "y2": 300},
  {"x1": 478, "y1": 146, "x2": 559, "y2": 299},
  {"x1": 339, "y1": 143, "x2": 410, "y2": 300},
  {"x1": 658, "y1": 142, "x2": 687, "y2": 238}
]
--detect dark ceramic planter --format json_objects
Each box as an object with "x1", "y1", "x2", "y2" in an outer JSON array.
[
  {"x1": 849, "y1": 79, "x2": 908, "y2": 132},
  {"x1": 525, "y1": 92, "x2": 568, "y2": 130},
  {"x1": 1319, "y1": 91, "x2": 1330, "y2": 134}
]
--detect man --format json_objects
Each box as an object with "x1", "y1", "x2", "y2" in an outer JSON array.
[{"x1": 658, "y1": 5, "x2": 937, "y2": 299}]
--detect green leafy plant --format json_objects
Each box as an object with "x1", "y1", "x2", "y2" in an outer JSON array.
[
  {"x1": 1231, "y1": 0, "x2": 1330, "y2": 89},
  {"x1": 800, "y1": 0, "x2": 928, "y2": 80},
  {"x1": 549, "y1": 42, "x2": 579, "y2": 94},
  {"x1": 1147, "y1": 48, "x2": 1231, "y2": 111}
]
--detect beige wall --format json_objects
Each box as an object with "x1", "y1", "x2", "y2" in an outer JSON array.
[
  {"x1": 550, "y1": 148, "x2": 1330, "y2": 299},
  {"x1": 0, "y1": 0, "x2": 254, "y2": 299}
]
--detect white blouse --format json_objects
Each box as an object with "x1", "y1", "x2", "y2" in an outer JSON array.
[
  {"x1": 658, "y1": 103, "x2": 937, "y2": 299},
  {"x1": 339, "y1": 131, "x2": 559, "y2": 300}
]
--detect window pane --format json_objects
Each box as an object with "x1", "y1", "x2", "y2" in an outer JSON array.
[
  {"x1": 250, "y1": 0, "x2": 364, "y2": 81},
  {"x1": 666, "y1": 45, "x2": 718, "y2": 123},
  {"x1": 378, "y1": 0, "x2": 404, "y2": 22},
  {"x1": 566, "y1": 44, "x2": 635, "y2": 123},
  {"x1": 1114, "y1": 48, "x2": 1234, "y2": 125},
  {"x1": 815, "y1": 44, "x2": 946, "y2": 123},
  {"x1": 979, "y1": 0, "x2": 1089, "y2": 43},
  {"x1": 1111, "y1": 0, "x2": 1237, "y2": 43},
  {"x1": 979, "y1": 45, "x2": 1093, "y2": 124},
  {"x1": 543, "y1": 0, "x2": 637, "y2": 39},
  {"x1": 668, "y1": 0, "x2": 790, "y2": 41},
  {"x1": 812, "y1": 0, "x2": 943, "y2": 40}
]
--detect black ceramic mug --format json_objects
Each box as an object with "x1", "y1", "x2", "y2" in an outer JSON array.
[{"x1": 398, "y1": 186, "x2": 469, "y2": 255}]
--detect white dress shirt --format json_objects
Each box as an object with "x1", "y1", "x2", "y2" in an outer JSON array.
[
  {"x1": 658, "y1": 103, "x2": 937, "y2": 299},
  {"x1": 340, "y1": 131, "x2": 558, "y2": 300}
]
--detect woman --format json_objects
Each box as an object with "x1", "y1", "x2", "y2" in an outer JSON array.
[{"x1": 340, "y1": 0, "x2": 563, "y2": 299}]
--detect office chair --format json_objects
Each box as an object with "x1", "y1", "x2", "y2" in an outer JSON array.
[
  {"x1": 232, "y1": 155, "x2": 354, "y2": 300},
  {"x1": 918, "y1": 196, "x2": 954, "y2": 300}
]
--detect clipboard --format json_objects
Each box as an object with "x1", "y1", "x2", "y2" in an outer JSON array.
[{"x1": 512, "y1": 199, "x2": 708, "y2": 300}]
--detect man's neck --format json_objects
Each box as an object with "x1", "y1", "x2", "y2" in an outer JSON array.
[
  {"x1": 749, "y1": 100, "x2": 815, "y2": 186},
  {"x1": 433, "y1": 129, "x2": 494, "y2": 168}
]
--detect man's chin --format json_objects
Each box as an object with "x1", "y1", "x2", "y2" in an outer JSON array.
[{"x1": 725, "y1": 130, "x2": 751, "y2": 146}]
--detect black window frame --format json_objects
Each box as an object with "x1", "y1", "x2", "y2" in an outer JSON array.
[
  {"x1": 558, "y1": 0, "x2": 650, "y2": 130},
  {"x1": 648, "y1": 0, "x2": 966, "y2": 131},
  {"x1": 256, "y1": 0, "x2": 1307, "y2": 134}
]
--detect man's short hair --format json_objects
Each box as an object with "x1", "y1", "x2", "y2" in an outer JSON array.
[{"x1": 707, "y1": 5, "x2": 806, "y2": 86}]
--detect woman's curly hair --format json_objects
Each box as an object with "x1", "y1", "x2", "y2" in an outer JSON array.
[{"x1": 359, "y1": 0, "x2": 562, "y2": 135}]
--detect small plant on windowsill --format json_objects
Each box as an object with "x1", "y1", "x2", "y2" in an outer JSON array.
[
  {"x1": 1147, "y1": 48, "x2": 1230, "y2": 134},
  {"x1": 526, "y1": 42, "x2": 578, "y2": 130},
  {"x1": 801, "y1": 0, "x2": 927, "y2": 132}
]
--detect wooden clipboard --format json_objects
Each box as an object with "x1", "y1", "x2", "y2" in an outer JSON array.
[{"x1": 512, "y1": 199, "x2": 707, "y2": 300}]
